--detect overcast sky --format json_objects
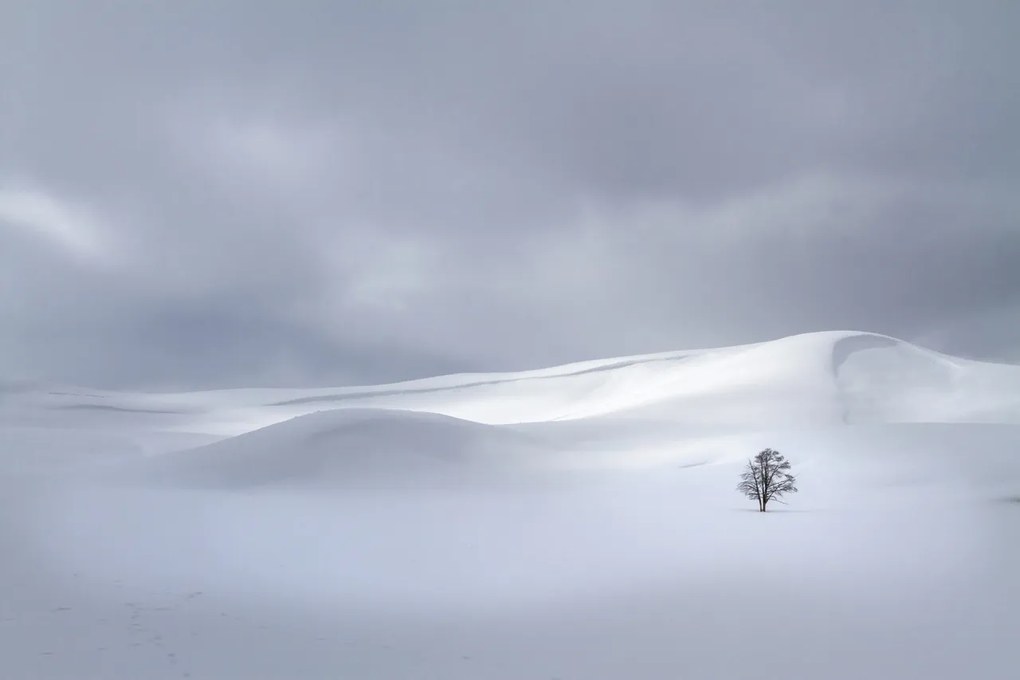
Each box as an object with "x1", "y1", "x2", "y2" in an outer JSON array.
[{"x1": 2, "y1": 1, "x2": 1019, "y2": 389}]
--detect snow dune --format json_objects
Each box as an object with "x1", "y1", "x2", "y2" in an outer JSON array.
[
  {"x1": 9, "y1": 329, "x2": 1018, "y2": 487},
  {"x1": 118, "y1": 409, "x2": 549, "y2": 489},
  {"x1": 7, "y1": 330, "x2": 1020, "y2": 438}
]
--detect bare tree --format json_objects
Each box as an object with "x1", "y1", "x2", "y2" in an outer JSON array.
[{"x1": 737, "y1": 448, "x2": 798, "y2": 512}]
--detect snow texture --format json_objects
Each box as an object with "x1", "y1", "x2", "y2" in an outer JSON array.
[{"x1": 2, "y1": 331, "x2": 1019, "y2": 679}]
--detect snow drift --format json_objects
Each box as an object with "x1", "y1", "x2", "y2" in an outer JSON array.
[{"x1": 120, "y1": 409, "x2": 547, "y2": 489}]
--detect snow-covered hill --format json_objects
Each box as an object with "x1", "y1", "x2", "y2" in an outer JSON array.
[
  {"x1": 2, "y1": 331, "x2": 1019, "y2": 679},
  {"x1": 6, "y1": 331, "x2": 1020, "y2": 440},
  {"x1": 119, "y1": 409, "x2": 550, "y2": 489}
]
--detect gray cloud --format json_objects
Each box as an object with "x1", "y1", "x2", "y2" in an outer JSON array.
[{"x1": 2, "y1": 0, "x2": 1019, "y2": 388}]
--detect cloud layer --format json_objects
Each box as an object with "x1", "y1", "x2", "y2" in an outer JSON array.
[{"x1": 2, "y1": 1, "x2": 1019, "y2": 388}]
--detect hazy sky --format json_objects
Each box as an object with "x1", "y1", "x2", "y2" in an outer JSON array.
[{"x1": 2, "y1": 1, "x2": 1019, "y2": 388}]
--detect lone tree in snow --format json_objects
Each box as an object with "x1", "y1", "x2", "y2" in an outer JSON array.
[{"x1": 737, "y1": 448, "x2": 798, "y2": 512}]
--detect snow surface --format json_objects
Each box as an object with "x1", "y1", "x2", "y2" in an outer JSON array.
[{"x1": 2, "y1": 331, "x2": 1019, "y2": 679}]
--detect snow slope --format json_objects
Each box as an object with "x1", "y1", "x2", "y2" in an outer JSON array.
[
  {"x1": 117, "y1": 409, "x2": 550, "y2": 489},
  {"x1": 2, "y1": 330, "x2": 1019, "y2": 680},
  {"x1": 5, "y1": 331, "x2": 1020, "y2": 440}
]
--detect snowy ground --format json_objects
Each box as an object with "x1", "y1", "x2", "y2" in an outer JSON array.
[{"x1": 2, "y1": 331, "x2": 1019, "y2": 679}]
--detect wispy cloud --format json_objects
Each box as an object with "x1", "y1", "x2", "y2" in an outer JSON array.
[{"x1": 0, "y1": 185, "x2": 113, "y2": 265}]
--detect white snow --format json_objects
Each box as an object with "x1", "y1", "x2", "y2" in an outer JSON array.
[{"x1": 2, "y1": 330, "x2": 1019, "y2": 679}]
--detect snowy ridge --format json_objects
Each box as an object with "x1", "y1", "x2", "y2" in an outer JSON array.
[
  {"x1": 5, "y1": 331, "x2": 1020, "y2": 437},
  {"x1": 6, "y1": 329, "x2": 1019, "y2": 487}
]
